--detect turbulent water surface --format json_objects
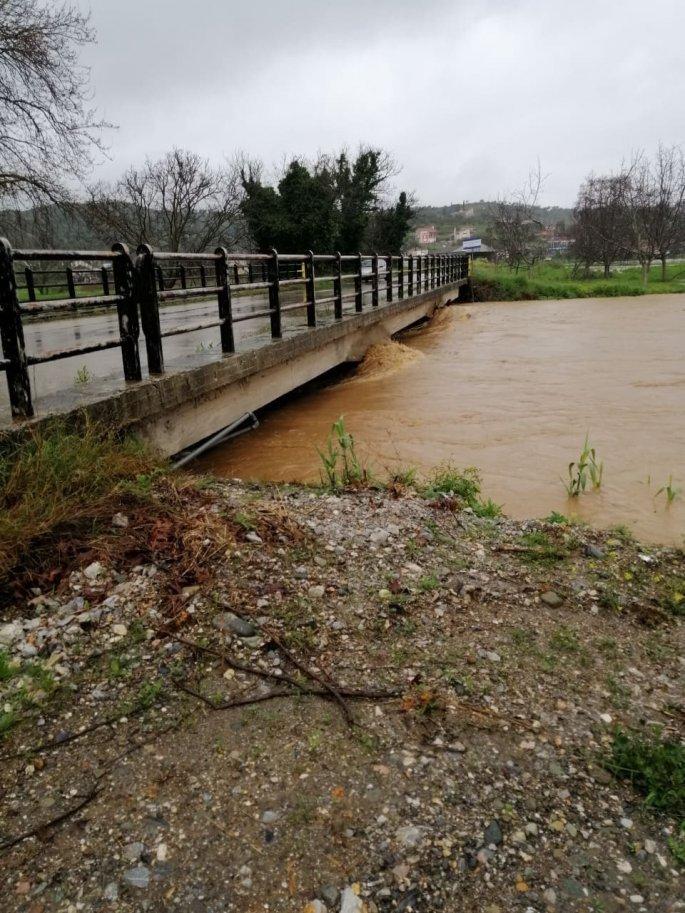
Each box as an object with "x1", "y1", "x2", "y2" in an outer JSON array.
[{"x1": 198, "y1": 295, "x2": 685, "y2": 545}]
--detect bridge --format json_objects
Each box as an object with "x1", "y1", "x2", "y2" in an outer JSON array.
[{"x1": 0, "y1": 239, "x2": 471, "y2": 454}]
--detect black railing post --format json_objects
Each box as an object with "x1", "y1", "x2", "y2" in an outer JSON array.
[
  {"x1": 156, "y1": 265, "x2": 164, "y2": 292},
  {"x1": 0, "y1": 238, "x2": 33, "y2": 418},
  {"x1": 101, "y1": 265, "x2": 110, "y2": 296},
  {"x1": 215, "y1": 247, "x2": 235, "y2": 354},
  {"x1": 372, "y1": 253, "x2": 379, "y2": 307},
  {"x1": 179, "y1": 264, "x2": 187, "y2": 290},
  {"x1": 233, "y1": 263, "x2": 239, "y2": 285},
  {"x1": 306, "y1": 250, "x2": 316, "y2": 327},
  {"x1": 334, "y1": 251, "x2": 343, "y2": 320},
  {"x1": 24, "y1": 266, "x2": 36, "y2": 302},
  {"x1": 268, "y1": 249, "x2": 281, "y2": 338},
  {"x1": 431, "y1": 255, "x2": 436, "y2": 290},
  {"x1": 66, "y1": 265, "x2": 76, "y2": 301},
  {"x1": 111, "y1": 242, "x2": 142, "y2": 382},
  {"x1": 355, "y1": 252, "x2": 363, "y2": 312},
  {"x1": 199, "y1": 263, "x2": 206, "y2": 288},
  {"x1": 386, "y1": 255, "x2": 393, "y2": 302},
  {"x1": 417, "y1": 255, "x2": 422, "y2": 293},
  {"x1": 248, "y1": 261, "x2": 254, "y2": 284},
  {"x1": 408, "y1": 255, "x2": 414, "y2": 297},
  {"x1": 397, "y1": 255, "x2": 404, "y2": 300},
  {"x1": 135, "y1": 244, "x2": 164, "y2": 375}
]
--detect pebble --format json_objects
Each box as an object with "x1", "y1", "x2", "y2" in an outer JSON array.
[
  {"x1": 0, "y1": 622, "x2": 22, "y2": 645},
  {"x1": 303, "y1": 902, "x2": 327, "y2": 913},
  {"x1": 540, "y1": 591, "x2": 563, "y2": 607},
  {"x1": 83, "y1": 561, "x2": 105, "y2": 580},
  {"x1": 123, "y1": 865, "x2": 150, "y2": 889},
  {"x1": 122, "y1": 841, "x2": 146, "y2": 862},
  {"x1": 585, "y1": 544, "x2": 604, "y2": 559},
  {"x1": 484, "y1": 819, "x2": 503, "y2": 846},
  {"x1": 103, "y1": 882, "x2": 119, "y2": 901},
  {"x1": 308, "y1": 585, "x2": 325, "y2": 598},
  {"x1": 213, "y1": 613, "x2": 257, "y2": 637},
  {"x1": 261, "y1": 810, "x2": 280, "y2": 824},
  {"x1": 340, "y1": 886, "x2": 365, "y2": 913},
  {"x1": 112, "y1": 512, "x2": 129, "y2": 528},
  {"x1": 245, "y1": 531, "x2": 263, "y2": 544},
  {"x1": 320, "y1": 885, "x2": 339, "y2": 906},
  {"x1": 395, "y1": 825, "x2": 427, "y2": 847}
]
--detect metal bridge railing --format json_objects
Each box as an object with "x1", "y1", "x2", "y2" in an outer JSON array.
[{"x1": 0, "y1": 238, "x2": 470, "y2": 419}]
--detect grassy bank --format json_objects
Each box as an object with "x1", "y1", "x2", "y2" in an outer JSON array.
[{"x1": 472, "y1": 259, "x2": 685, "y2": 301}]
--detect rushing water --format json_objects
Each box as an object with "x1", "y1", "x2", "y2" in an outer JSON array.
[{"x1": 198, "y1": 295, "x2": 685, "y2": 545}]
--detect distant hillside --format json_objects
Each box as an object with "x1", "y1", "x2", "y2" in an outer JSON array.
[{"x1": 411, "y1": 201, "x2": 574, "y2": 251}]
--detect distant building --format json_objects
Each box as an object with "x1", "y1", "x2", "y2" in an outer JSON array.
[
  {"x1": 460, "y1": 237, "x2": 495, "y2": 258},
  {"x1": 415, "y1": 225, "x2": 437, "y2": 245},
  {"x1": 547, "y1": 238, "x2": 570, "y2": 256},
  {"x1": 452, "y1": 226, "x2": 472, "y2": 242}
]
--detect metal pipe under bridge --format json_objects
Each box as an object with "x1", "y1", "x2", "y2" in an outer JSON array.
[{"x1": 0, "y1": 240, "x2": 471, "y2": 454}]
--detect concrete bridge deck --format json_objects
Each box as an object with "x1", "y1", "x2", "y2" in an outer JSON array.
[{"x1": 0, "y1": 243, "x2": 469, "y2": 454}]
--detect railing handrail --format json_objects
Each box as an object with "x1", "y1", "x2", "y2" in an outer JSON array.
[{"x1": 0, "y1": 238, "x2": 470, "y2": 420}]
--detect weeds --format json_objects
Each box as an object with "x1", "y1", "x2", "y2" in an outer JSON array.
[
  {"x1": 518, "y1": 530, "x2": 568, "y2": 565},
  {"x1": 545, "y1": 511, "x2": 569, "y2": 525},
  {"x1": 317, "y1": 417, "x2": 370, "y2": 489},
  {"x1": 603, "y1": 728, "x2": 684, "y2": 855},
  {"x1": 564, "y1": 435, "x2": 603, "y2": 497},
  {"x1": 655, "y1": 475, "x2": 681, "y2": 505},
  {"x1": 422, "y1": 464, "x2": 502, "y2": 517},
  {"x1": 74, "y1": 365, "x2": 91, "y2": 385},
  {"x1": 0, "y1": 419, "x2": 162, "y2": 580}
]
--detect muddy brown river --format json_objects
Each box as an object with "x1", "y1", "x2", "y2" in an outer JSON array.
[{"x1": 198, "y1": 295, "x2": 685, "y2": 545}]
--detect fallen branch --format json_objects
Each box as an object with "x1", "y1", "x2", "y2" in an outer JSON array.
[
  {"x1": 266, "y1": 632, "x2": 354, "y2": 726},
  {"x1": 0, "y1": 786, "x2": 101, "y2": 854}
]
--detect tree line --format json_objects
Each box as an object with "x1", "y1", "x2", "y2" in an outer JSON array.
[
  {"x1": 489, "y1": 150, "x2": 685, "y2": 282},
  {"x1": 0, "y1": 2, "x2": 413, "y2": 255}
]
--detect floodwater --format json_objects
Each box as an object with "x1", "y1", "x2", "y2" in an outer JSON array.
[{"x1": 202, "y1": 295, "x2": 685, "y2": 545}]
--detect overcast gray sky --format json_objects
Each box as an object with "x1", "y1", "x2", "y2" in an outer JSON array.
[{"x1": 82, "y1": 0, "x2": 685, "y2": 207}]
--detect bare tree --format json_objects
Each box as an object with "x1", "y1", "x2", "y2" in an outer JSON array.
[
  {"x1": 488, "y1": 163, "x2": 547, "y2": 271},
  {"x1": 648, "y1": 144, "x2": 685, "y2": 280},
  {"x1": 0, "y1": 0, "x2": 106, "y2": 206},
  {"x1": 85, "y1": 149, "x2": 244, "y2": 252},
  {"x1": 621, "y1": 153, "x2": 660, "y2": 285},
  {"x1": 572, "y1": 173, "x2": 631, "y2": 277}
]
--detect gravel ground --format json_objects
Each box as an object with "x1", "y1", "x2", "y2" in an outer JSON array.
[{"x1": 0, "y1": 480, "x2": 683, "y2": 912}]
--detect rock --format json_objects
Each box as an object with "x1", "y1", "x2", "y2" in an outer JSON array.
[
  {"x1": 370, "y1": 529, "x2": 389, "y2": 545},
  {"x1": 643, "y1": 838, "x2": 656, "y2": 854},
  {"x1": 485, "y1": 651, "x2": 501, "y2": 662},
  {"x1": 122, "y1": 841, "x2": 146, "y2": 862},
  {"x1": 542, "y1": 888, "x2": 556, "y2": 907},
  {"x1": 320, "y1": 885, "x2": 339, "y2": 907},
  {"x1": 484, "y1": 819, "x2": 503, "y2": 846},
  {"x1": 261, "y1": 810, "x2": 280, "y2": 825},
  {"x1": 395, "y1": 824, "x2": 427, "y2": 847},
  {"x1": 540, "y1": 591, "x2": 563, "y2": 607},
  {"x1": 213, "y1": 613, "x2": 257, "y2": 637},
  {"x1": 0, "y1": 622, "x2": 22, "y2": 646},
  {"x1": 308, "y1": 585, "x2": 325, "y2": 598},
  {"x1": 123, "y1": 865, "x2": 150, "y2": 889},
  {"x1": 112, "y1": 512, "x2": 129, "y2": 528},
  {"x1": 585, "y1": 544, "x2": 604, "y2": 559},
  {"x1": 245, "y1": 531, "x2": 263, "y2": 544},
  {"x1": 84, "y1": 561, "x2": 105, "y2": 581},
  {"x1": 303, "y1": 902, "x2": 327, "y2": 913},
  {"x1": 340, "y1": 886, "x2": 365, "y2": 913},
  {"x1": 111, "y1": 624, "x2": 127, "y2": 637},
  {"x1": 103, "y1": 882, "x2": 119, "y2": 901},
  {"x1": 18, "y1": 642, "x2": 37, "y2": 658}
]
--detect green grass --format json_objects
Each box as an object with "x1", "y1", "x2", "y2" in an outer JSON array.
[
  {"x1": 518, "y1": 530, "x2": 568, "y2": 565},
  {"x1": 421, "y1": 464, "x2": 502, "y2": 517},
  {"x1": 0, "y1": 419, "x2": 162, "y2": 580},
  {"x1": 472, "y1": 259, "x2": 685, "y2": 301},
  {"x1": 604, "y1": 728, "x2": 684, "y2": 859}
]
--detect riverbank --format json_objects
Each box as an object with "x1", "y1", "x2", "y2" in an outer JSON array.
[
  {"x1": 1, "y1": 456, "x2": 683, "y2": 912},
  {"x1": 471, "y1": 260, "x2": 685, "y2": 301}
]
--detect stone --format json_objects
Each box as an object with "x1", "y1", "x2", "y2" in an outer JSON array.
[
  {"x1": 0, "y1": 623, "x2": 22, "y2": 646},
  {"x1": 320, "y1": 885, "x2": 339, "y2": 907},
  {"x1": 261, "y1": 810, "x2": 280, "y2": 825},
  {"x1": 112, "y1": 624, "x2": 127, "y2": 637},
  {"x1": 308, "y1": 585, "x2": 325, "y2": 598},
  {"x1": 303, "y1": 902, "x2": 327, "y2": 913},
  {"x1": 84, "y1": 561, "x2": 105, "y2": 580},
  {"x1": 585, "y1": 544, "x2": 604, "y2": 559},
  {"x1": 340, "y1": 886, "x2": 365, "y2": 913},
  {"x1": 112, "y1": 513, "x2": 129, "y2": 528},
  {"x1": 103, "y1": 882, "x2": 119, "y2": 901},
  {"x1": 395, "y1": 824, "x2": 427, "y2": 847},
  {"x1": 122, "y1": 841, "x2": 145, "y2": 862},
  {"x1": 245, "y1": 531, "x2": 263, "y2": 544},
  {"x1": 213, "y1": 613, "x2": 257, "y2": 637},
  {"x1": 542, "y1": 888, "x2": 557, "y2": 907},
  {"x1": 643, "y1": 838, "x2": 656, "y2": 854},
  {"x1": 540, "y1": 591, "x2": 563, "y2": 607},
  {"x1": 123, "y1": 866, "x2": 150, "y2": 889},
  {"x1": 484, "y1": 819, "x2": 503, "y2": 846}
]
